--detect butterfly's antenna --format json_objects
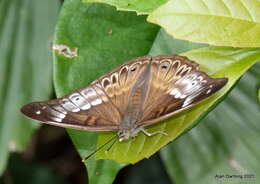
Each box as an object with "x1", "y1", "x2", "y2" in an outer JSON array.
[
  {"x1": 82, "y1": 135, "x2": 118, "y2": 163},
  {"x1": 105, "y1": 137, "x2": 117, "y2": 152}
]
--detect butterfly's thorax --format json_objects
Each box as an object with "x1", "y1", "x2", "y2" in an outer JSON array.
[{"x1": 118, "y1": 60, "x2": 152, "y2": 141}]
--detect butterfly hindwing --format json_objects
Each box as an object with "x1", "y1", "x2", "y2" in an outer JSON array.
[{"x1": 139, "y1": 55, "x2": 228, "y2": 126}]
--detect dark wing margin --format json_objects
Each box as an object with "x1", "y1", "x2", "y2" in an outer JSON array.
[{"x1": 138, "y1": 55, "x2": 228, "y2": 126}]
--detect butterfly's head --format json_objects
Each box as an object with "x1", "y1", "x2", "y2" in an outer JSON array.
[{"x1": 118, "y1": 129, "x2": 131, "y2": 142}]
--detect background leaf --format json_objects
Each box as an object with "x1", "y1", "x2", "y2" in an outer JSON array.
[
  {"x1": 258, "y1": 88, "x2": 260, "y2": 102},
  {"x1": 116, "y1": 154, "x2": 172, "y2": 184},
  {"x1": 0, "y1": 154, "x2": 70, "y2": 184},
  {"x1": 53, "y1": 0, "x2": 159, "y2": 183},
  {"x1": 83, "y1": 0, "x2": 167, "y2": 14},
  {"x1": 160, "y1": 63, "x2": 260, "y2": 184},
  {"x1": 0, "y1": 0, "x2": 59, "y2": 175},
  {"x1": 149, "y1": 29, "x2": 207, "y2": 54},
  {"x1": 148, "y1": 0, "x2": 260, "y2": 47}
]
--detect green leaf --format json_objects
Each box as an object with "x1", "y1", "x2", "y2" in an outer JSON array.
[
  {"x1": 149, "y1": 29, "x2": 207, "y2": 55},
  {"x1": 0, "y1": 0, "x2": 59, "y2": 175},
  {"x1": 118, "y1": 154, "x2": 172, "y2": 184},
  {"x1": 258, "y1": 88, "x2": 260, "y2": 102},
  {"x1": 250, "y1": 63, "x2": 260, "y2": 103},
  {"x1": 53, "y1": 0, "x2": 159, "y2": 183},
  {"x1": 83, "y1": 0, "x2": 167, "y2": 14},
  {"x1": 147, "y1": 0, "x2": 260, "y2": 47},
  {"x1": 97, "y1": 46, "x2": 260, "y2": 164},
  {"x1": 160, "y1": 63, "x2": 260, "y2": 184}
]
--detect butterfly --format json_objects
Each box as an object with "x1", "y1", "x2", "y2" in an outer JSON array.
[{"x1": 21, "y1": 55, "x2": 228, "y2": 142}]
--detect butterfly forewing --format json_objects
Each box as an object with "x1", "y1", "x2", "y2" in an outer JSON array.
[
  {"x1": 21, "y1": 86, "x2": 120, "y2": 131},
  {"x1": 21, "y1": 56, "x2": 152, "y2": 131}
]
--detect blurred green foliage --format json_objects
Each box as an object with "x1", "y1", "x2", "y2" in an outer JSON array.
[
  {"x1": 0, "y1": 0, "x2": 59, "y2": 175},
  {"x1": 0, "y1": 154, "x2": 70, "y2": 184}
]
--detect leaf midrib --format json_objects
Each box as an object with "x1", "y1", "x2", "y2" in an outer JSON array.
[{"x1": 150, "y1": 12, "x2": 260, "y2": 24}]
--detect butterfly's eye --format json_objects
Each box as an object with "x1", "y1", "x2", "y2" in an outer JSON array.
[{"x1": 35, "y1": 110, "x2": 41, "y2": 115}]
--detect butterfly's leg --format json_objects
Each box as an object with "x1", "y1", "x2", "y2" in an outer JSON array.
[{"x1": 140, "y1": 127, "x2": 169, "y2": 137}]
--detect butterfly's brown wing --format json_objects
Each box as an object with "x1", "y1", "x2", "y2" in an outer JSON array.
[
  {"x1": 21, "y1": 56, "x2": 152, "y2": 131},
  {"x1": 138, "y1": 55, "x2": 228, "y2": 126}
]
